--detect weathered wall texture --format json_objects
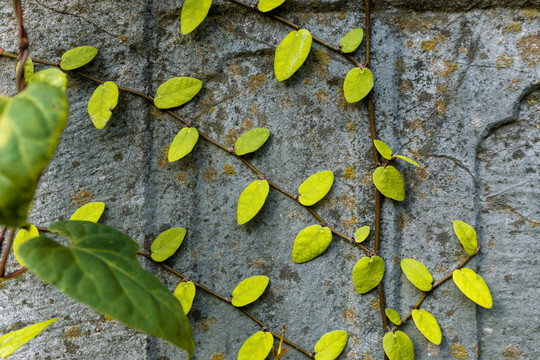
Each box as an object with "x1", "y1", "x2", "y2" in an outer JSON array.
[{"x1": 0, "y1": 1, "x2": 538, "y2": 359}]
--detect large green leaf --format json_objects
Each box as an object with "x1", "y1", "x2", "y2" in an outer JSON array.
[
  {"x1": 373, "y1": 166, "x2": 405, "y2": 201},
  {"x1": 383, "y1": 331, "x2": 414, "y2": 360},
  {"x1": 154, "y1": 77, "x2": 203, "y2": 109},
  {"x1": 385, "y1": 308, "x2": 401, "y2": 326},
  {"x1": 237, "y1": 180, "x2": 270, "y2": 225},
  {"x1": 343, "y1": 67, "x2": 373, "y2": 103},
  {"x1": 18, "y1": 221, "x2": 194, "y2": 355},
  {"x1": 452, "y1": 268, "x2": 492, "y2": 308},
  {"x1": 298, "y1": 171, "x2": 334, "y2": 206},
  {"x1": 231, "y1": 275, "x2": 269, "y2": 307},
  {"x1": 258, "y1": 0, "x2": 285, "y2": 12},
  {"x1": 411, "y1": 309, "x2": 441, "y2": 345},
  {"x1": 0, "y1": 81, "x2": 69, "y2": 227},
  {"x1": 88, "y1": 81, "x2": 119, "y2": 129},
  {"x1": 400, "y1": 259, "x2": 433, "y2": 292},
  {"x1": 314, "y1": 330, "x2": 348, "y2": 360},
  {"x1": 181, "y1": 0, "x2": 212, "y2": 35},
  {"x1": 352, "y1": 256, "x2": 385, "y2": 294},
  {"x1": 69, "y1": 202, "x2": 105, "y2": 223},
  {"x1": 237, "y1": 331, "x2": 274, "y2": 360},
  {"x1": 452, "y1": 220, "x2": 477, "y2": 256},
  {"x1": 274, "y1": 29, "x2": 313, "y2": 81},
  {"x1": 0, "y1": 319, "x2": 57, "y2": 359},
  {"x1": 374, "y1": 140, "x2": 393, "y2": 160},
  {"x1": 339, "y1": 28, "x2": 364, "y2": 53},
  {"x1": 13, "y1": 225, "x2": 39, "y2": 267},
  {"x1": 235, "y1": 128, "x2": 270, "y2": 156},
  {"x1": 168, "y1": 127, "x2": 199, "y2": 162},
  {"x1": 151, "y1": 227, "x2": 187, "y2": 262},
  {"x1": 27, "y1": 68, "x2": 67, "y2": 92},
  {"x1": 60, "y1": 46, "x2": 98, "y2": 71},
  {"x1": 292, "y1": 225, "x2": 332, "y2": 263},
  {"x1": 174, "y1": 281, "x2": 196, "y2": 315}
]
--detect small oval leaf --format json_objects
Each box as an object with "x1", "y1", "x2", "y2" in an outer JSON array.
[
  {"x1": 314, "y1": 330, "x2": 348, "y2": 360},
  {"x1": 154, "y1": 77, "x2": 203, "y2": 109},
  {"x1": 0, "y1": 319, "x2": 57, "y2": 358},
  {"x1": 174, "y1": 281, "x2": 196, "y2": 315},
  {"x1": 394, "y1": 155, "x2": 420, "y2": 167},
  {"x1": 69, "y1": 202, "x2": 106, "y2": 223},
  {"x1": 352, "y1": 256, "x2": 385, "y2": 294},
  {"x1": 237, "y1": 331, "x2": 274, "y2": 360},
  {"x1": 354, "y1": 226, "x2": 370, "y2": 243},
  {"x1": 412, "y1": 309, "x2": 442, "y2": 345},
  {"x1": 383, "y1": 331, "x2": 414, "y2": 360},
  {"x1": 292, "y1": 225, "x2": 332, "y2": 263},
  {"x1": 151, "y1": 227, "x2": 187, "y2": 262},
  {"x1": 373, "y1": 166, "x2": 405, "y2": 201},
  {"x1": 258, "y1": 0, "x2": 285, "y2": 12},
  {"x1": 374, "y1": 140, "x2": 393, "y2": 160},
  {"x1": 60, "y1": 46, "x2": 98, "y2": 71},
  {"x1": 237, "y1": 180, "x2": 270, "y2": 225},
  {"x1": 298, "y1": 171, "x2": 334, "y2": 206},
  {"x1": 168, "y1": 127, "x2": 199, "y2": 162},
  {"x1": 340, "y1": 28, "x2": 364, "y2": 53},
  {"x1": 343, "y1": 67, "x2": 374, "y2": 103},
  {"x1": 235, "y1": 128, "x2": 270, "y2": 156},
  {"x1": 88, "y1": 81, "x2": 119, "y2": 130},
  {"x1": 400, "y1": 259, "x2": 433, "y2": 292},
  {"x1": 16, "y1": 56, "x2": 34, "y2": 83},
  {"x1": 231, "y1": 275, "x2": 269, "y2": 307},
  {"x1": 27, "y1": 68, "x2": 67, "y2": 92},
  {"x1": 453, "y1": 268, "x2": 492, "y2": 308},
  {"x1": 274, "y1": 29, "x2": 313, "y2": 81},
  {"x1": 453, "y1": 220, "x2": 478, "y2": 256},
  {"x1": 181, "y1": 0, "x2": 212, "y2": 35},
  {"x1": 385, "y1": 308, "x2": 401, "y2": 326},
  {"x1": 13, "y1": 225, "x2": 39, "y2": 267}
]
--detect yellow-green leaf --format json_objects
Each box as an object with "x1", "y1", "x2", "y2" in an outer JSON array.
[
  {"x1": 343, "y1": 67, "x2": 373, "y2": 103},
  {"x1": 385, "y1": 308, "x2": 401, "y2": 326},
  {"x1": 168, "y1": 127, "x2": 199, "y2": 162},
  {"x1": 0, "y1": 319, "x2": 57, "y2": 359},
  {"x1": 292, "y1": 225, "x2": 332, "y2": 264},
  {"x1": 13, "y1": 225, "x2": 39, "y2": 267},
  {"x1": 452, "y1": 268, "x2": 492, "y2": 308},
  {"x1": 237, "y1": 331, "x2": 274, "y2": 360},
  {"x1": 235, "y1": 128, "x2": 270, "y2": 156},
  {"x1": 373, "y1": 166, "x2": 405, "y2": 201},
  {"x1": 298, "y1": 171, "x2": 334, "y2": 206},
  {"x1": 154, "y1": 77, "x2": 203, "y2": 109},
  {"x1": 60, "y1": 46, "x2": 98, "y2": 71},
  {"x1": 274, "y1": 29, "x2": 313, "y2": 81},
  {"x1": 395, "y1": 155, "x2": 419, "y2": 167},
  {"x1": 69, "y1": 202, "x2": 105, "y2": 223},
  {"x1": 181, "y1": 0, "x2": 212, "y2": 35},
  {"x1": 27, "y1": 68, "x2": 67, "y2": 92},
  {"x1": 453, "y1": 220, "x2": 477, "y2": 256},
  {"x1": 151, "y1": 227, "x2": 187, "y2": 262},
  {"x1": 374, "y1": 140, "x2": 393, "y2": 160},
  {"x1": 412, "y1": 309, "x2": 441, "y2": 345},
  {"x1": 340, "y1": 28, "x2": 364, "y2": 53},
  {"x1": 400, "y1": 259, "x2": 433, "y2": 292},
  {"x1": 383, "y1": 331, "x2": 414, "y2": 360},
  {"x1": 16, "y1": 56, "x2": 34, "y2": 83},
  {"x1": 174, "y1": 281, "x2": 196, "y2": 315},
  {"x1": 88, "y1": 81, "x2": 119, "y2": 129},
  {"x1": 354, "y1": 226, "x2": 370, "y2": 243},
  {"x1": 258, "y1": 0, "x2": 285, "y2": 12},
  {"x1": 237, "y1": 180, "x2": 270, "y2": 225},
  {"x1": 314, "y1": 330, "x2": 348, "y2": 360},
  {"x1": 231, "y1": 275, "x2": 269, "y2": 307},
  {"x1": 352, "y1": 256, "x2": 385, "y2": 294}
]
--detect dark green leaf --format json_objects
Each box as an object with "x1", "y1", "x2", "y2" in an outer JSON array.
[
  {"x1": 181, "y1": 0, "x2": 212, "y2": 35},
  {"x1": 60, "y1": 46, "x2": 98, "y2": 71},
  {"x1": 151, "y1": 227, "x2": 187, "y2": 262},
  {"x1": 154, "y1": 77, "x2": 203, "y2": 109},
  {"x1": 235, "y1": 128, "x2": 270, "y2": 156}
]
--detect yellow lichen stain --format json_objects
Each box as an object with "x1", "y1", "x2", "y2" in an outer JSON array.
[
  {"x1": 396, "y1": 213, "x2": 409, "y2": 230},
  {"x1": 66, "y1": 326, "x2": 82, "y2": 339},
  {"x1": 242, "y1": 118, "x2": 254, "y2": 130},
  {"x1": 197, "y1": 316, "x2": 217, "y2": 332},
  {"x1": 118, "y1": 34, "x2": 128, "y2": 43},
  {"x1": 211, "y1": 354, "x2": 224, "y2": 360},
  {"x1": 227, "y1": 64, "x2": 240, "y2": 76},
  {"x1": 421, "y1": 40, "x2": 437, "y2": 52},
  {"x1": 174, "y1": 171, "x2": 189, "y2": 183},
  {"x1": 336, "y1": 87, "x2": 356, "y2": 110},
  {"x1": 214, "y1": 251, "x2": 222, "y2": 259},
  {"x1": 201, "y1": 97, "x2": 211, "y2": 105},
  {"x1": 504, "y1": 23, "x2": 522, "y2": 33},
  {"x1": 432, "y1": 59, "x2": 458, "y2": 77},
  {"x1": 72, "y1": 189, "x2": 93, "y2": 206},
  {"x1": 249, "y1": 104, "x2": 257, "y2": 114},
  {"x1": 393, "y1": 13, "x2": 435, "y2": 33},
  {"x1": 506, "y1": 79, "x2": 521, "y2": 90},
  {"x1": 304, "y1": 77, "x2": 311, "y2": 85},
  {"x1": 223, "y1": 164, "x2": 236, "y2": 176},
  {"x1": 338, "y1": 11, "x2": 346, "y2": 20},
  {"x1": 252, "y1": 259, "x2": 263, "y2": 267},
  {"x1": 434, "y1": 33, "x2": 449, "y2": 44},
  {"x1": 416, "y1": 167, "x2": 428, "y2": 182},
  {"x1": 370, "y1": 299, "x2": 380, "y2": 310},
  {"x1": 517, "y1": 34, "x2": 540, "y2": 67},
  {"x1": 437, "y1": 266, "x2": 447, "y2": 273},
  {"x1": 503, "y1": 344, "x2": 521, "y2": 359},
  {"x1": 222, "y1": 22, "x2": 235, "y2": 33},
  {"x1": 526, "y1": 95, "x2": 538, "y2": 105},
  {"x1": 531, "y1": 220, "x2": 539, "y2": 227},
  {"x1": 316, "y1": 88, "x2": 328, "y2": 102},
  {"x1": 103, "y1": 315, "x2": 114, "y2": 321},
  {"x1": 520, "y1": 9, "x2": 538, "y2": 21},
  {"x1": 360, "y1": 171, "x2": 372, "y2": 185},
  {"x1": 362, "y1": 353, "x2": 374, "y2": 360},
  {"x1": 313, "y1": 49, "x2": 331, "y2": 79},
  {"x1": 248, "y1": 73, "x2": 268, "y2": 92},
  {"x1": 341, "y1": 215, "x2": 359, "y2": 230},
  {"x1": 344, "y1": 166, "x2": 355, "y2": 179},
  {"x1": 158, "y1": 145, "x2": 170, "y2": 169},
  {"x1": 223, "y1": 128, "x2": 238, "y2": 147},
  {"x1": 460, "y1": 47, "x2": 468, "y2": 53},
  {"x1": 452, "y1": 344, "x2": 469, "y2": 359},
  {"x1": 0, "y1": 283, "x2": 5, "y2": 289},
  {"x1": 396, "y1": 58, "x2": 406, "y2": 72},
  {"x1": 203, "y1": 168, "x2": 217, "y2": 183},
  {"x1": 346, "y1": 122, "x2": 356, "y2": 132},
  {"x1": 436, "y1": 97, "x2": 447, "y2": 116},
  {"x1": 436, "y1": 84, "x2": 447, "y2": 94},
  {"x1": 496, "y1": 53, "x2": 514, "y2": 69},
  {"x1": 406, "y1": 40, "x2": 414, "y2": 47},
  {"x1": 341, "y1": 307, "x2": 356, "y2": 322},
  {"x1": 399, "y1": 79, "x2": 413, "y2": 93},
  {"x1": 209, "y1": 107, "x2": 215, "y2": 113},
  {"x1": 281, "y1": 98, "x2": 292, "y2": 108},
  {"x1": 340, "y1": 195, "x2": 356, "y2": 211}
]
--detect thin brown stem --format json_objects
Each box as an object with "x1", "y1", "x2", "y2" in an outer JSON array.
[
  {"x1": 0, "y1": 229, "x2": 15, "y2": 277},
  {"x1": 136, "y1": 251, "x2": 313, "y2": 358},
  {"x1": 0, "y1": 226, "x2": 6, "y2": 251},
  {"x1": 13, "y1": 0, "x2": 29, "y2": 92},
  {"x1": 1, "y1": 267, "x2": 27, "y2": 279}
]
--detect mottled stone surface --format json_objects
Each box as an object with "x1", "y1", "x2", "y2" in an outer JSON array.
[{"x1": 0, "y1": 1, "x2": 538, "y2": 360}]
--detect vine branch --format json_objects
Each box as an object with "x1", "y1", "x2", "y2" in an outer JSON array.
[
  {"x1": 0, "y1": 229, "x2": 15, "y2": 277},
  {"x1": 12, "y1": 0, "x2": 29, "y2": 93}
]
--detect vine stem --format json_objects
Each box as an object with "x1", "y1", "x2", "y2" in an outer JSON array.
[
  {"x1": 0, "y1": 229, "x2": 15, "y2": 277},
  {"x1": 12, "y1": 0, "x2": 29, "y2": 92},
  {"x1": 0, "y1": 226, "x2": 6, "y2": 251},
  {"x1": 136, "y1": 251, "x2": 314, "y2": 358}
]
